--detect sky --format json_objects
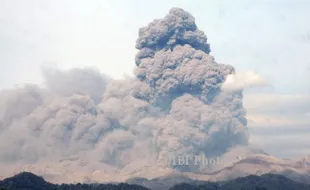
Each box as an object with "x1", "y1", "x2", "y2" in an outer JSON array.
[{"x1": 0, "y1": 0, "x2": 309, "y2": 158}]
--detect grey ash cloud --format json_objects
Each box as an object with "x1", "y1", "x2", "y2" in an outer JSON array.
[
  {"x1": 134, "y1": 8, "x2": 236, "y2": 106},
  {"x1": 0, "y1": 8, "x2": 251, "y2": 180}
]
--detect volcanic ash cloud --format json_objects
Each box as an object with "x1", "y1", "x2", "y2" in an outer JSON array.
[
  {"x1": 0, "y1": 8, "x2": 250, "y2": 181},
  {"x1": 133, "y1": 7, "x2": 249, "y2": 167}
]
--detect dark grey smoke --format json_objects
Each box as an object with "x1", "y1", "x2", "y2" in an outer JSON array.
[
  {"x1": 0, "y1": 7, "x2": 250, "y2": 182},
  {"x1": 135, "y1": 8, "x2": 211, "y2": 64},
  {"x1": 134, "y1": 8, "x2": 235, "y2": 107},
  {"x1": 132, "y1": 8, "x2": 248, "y2": 171}
]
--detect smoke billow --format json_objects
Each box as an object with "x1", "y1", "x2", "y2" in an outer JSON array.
[{"x1": 0, "y1": 8, "x2": 251, "y2": 182}]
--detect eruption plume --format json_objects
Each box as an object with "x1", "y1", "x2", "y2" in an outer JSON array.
[{"x1": 0, "y1": 8, "x2": 250, "y2": 182}]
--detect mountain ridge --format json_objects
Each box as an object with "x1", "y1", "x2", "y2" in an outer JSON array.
[{"x1": 1, "y1": 172, "x2": 310, "y2": 190}]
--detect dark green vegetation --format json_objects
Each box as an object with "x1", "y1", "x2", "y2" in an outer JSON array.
[
  {"x1": 0, "y1": 172, "x2": 309, "y2": 190},
  {"x1": 0, "y1": 172, "x2": 149, "y2": 190},
  {"x1": 169, "y1": 174, "x2": 310, "y2": 190}
]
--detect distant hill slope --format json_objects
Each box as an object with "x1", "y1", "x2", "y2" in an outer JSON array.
[
  {"x1": 168, "y1": 174, "x2": 310, "y2": 190},
  {"x1": 219, "y1": 173, "x2": 310, "y2": 190},
  {"x1": 1, "y1": 172, "x2": 309, "y2": 190},
  {"x1": 0, "y1": 172, "x2": 149, "y2": 190}
]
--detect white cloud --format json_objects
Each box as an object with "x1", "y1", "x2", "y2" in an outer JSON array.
[{"x1": 221, "y1": 71, "x2": 267, "y2": 92}]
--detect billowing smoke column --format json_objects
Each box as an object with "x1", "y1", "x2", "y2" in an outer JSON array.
[
  {"x1": 0, "y1": 8, "x2": 249, "y2": 182},
  {"x1": 133, "y1": 8, "x2": 248, "y2": 170},
  {"x1": 134, "y1": 8, "x2": 235, "y2": 106}
]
